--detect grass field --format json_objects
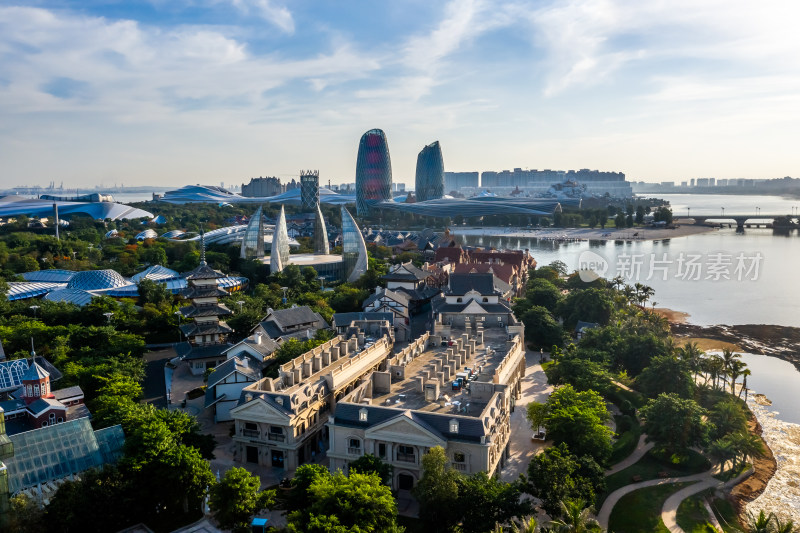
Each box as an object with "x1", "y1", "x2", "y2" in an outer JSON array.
[
  {"x1": 676, "y1": 488, "x2": 741, "y2": 532},
  {"x1": 601, "y1": 449, "x2": 711, "y2": 505},
  {"x1": 608, "y1": 482, "x2": 695, "y2": 533}
]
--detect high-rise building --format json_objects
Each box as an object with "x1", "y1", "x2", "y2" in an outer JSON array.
[
  {"x1": 355, "y1": 129, "x2": 392, "y2": 216},
  {"x1": 444, "y1": 172, "x2": 479, "y2": 192},
  {"x1": 414, "y1": 141, "x2": 445, "y2": 202},
  {"x1": 270, "y1": 206, "x2": 290, "y2": 273},
  {"x1": 241, "y1": 176, "x2": 283, "y2": 197},
  {"x1": 240, "y1": 206, "x2": 265, "y2": 259},
  {"x1": 300, "y1": 170, "x2": 320, "y2": 211},
  {"x1": 313, "y1": 203, "x2": 330, "y2": 255},
  {"x1": 341, "y1": 207, "x2": 368, "y2": 282}
]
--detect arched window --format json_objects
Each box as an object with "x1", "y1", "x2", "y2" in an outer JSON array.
[
  {"x1": 41, "y1": 421, "x2": 48, "y2": 427},
  {"x1": 482, "y1": 297, "x2": 488, "y2": 303},
  {"x1": 456, "y1": 297, "x2": 462, "y2": 303},
  {"x1": 26, "y1": 385, "x2": 32, "y2": 397},
  {"x1": 33, "y1": 384, "x2": 39, "y2": 396}
]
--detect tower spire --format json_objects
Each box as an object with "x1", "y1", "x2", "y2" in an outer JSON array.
[{"x1": 200, "y1": 225, "x2": 207, "y2": 266}]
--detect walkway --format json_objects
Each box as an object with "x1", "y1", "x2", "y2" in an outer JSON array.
[
  {"x1": 499, "y1": 350, "x2": 553, "y2": 482},
  {"x1": 596, "y1": 468, "x2": 716, "y2": 529},
  {"x1": 661, "y1": 477, "x2": 720, "y2": 532},
  {"x1": 604, "y1": 434, "x2": 654, "y2": 475}
]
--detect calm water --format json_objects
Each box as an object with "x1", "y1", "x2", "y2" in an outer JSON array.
[
  {"x1": 657, "y1": 193, "x2": 800, "y2": 217},
  {"x1": 462, "y1": 227, "x2": 800, "y2": 327},
  {"x1": 735, "y1": 352, "x2": 800, "y2": 424}
]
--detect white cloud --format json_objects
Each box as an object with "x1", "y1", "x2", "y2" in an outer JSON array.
[{"x1": 228, "y1": 0, "x2": 294, "y2": 34}]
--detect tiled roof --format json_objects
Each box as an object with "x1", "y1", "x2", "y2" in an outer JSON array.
[
  {"x1": 52, "y1": 386, "x2": 84, "y2": 401},
  {"x1": 27, "y1": 398, "x2": 64, "y2": 416},
  {"x1": 447, "y1": 273, "x2": 500, "y2": 296},
  {"x1": 264, "y1": 306, "x2": 328, "y2": 331},
  {"x1": 175, "y1": 342, "x2": 231, "y2": 361},
  {"x1": 207, "y1": 357, "x2": 261, "y2": 388}
]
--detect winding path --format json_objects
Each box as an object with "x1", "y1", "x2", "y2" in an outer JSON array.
[
  {"x1": 661, "y1": 477, "x2": 721, "y2": 532},
  {"x1": 597, "y1": 468, "x2": 717, "y2": 529},
  {"x1": 604, "y1": 434, "x2": 655, "y2": 475}
]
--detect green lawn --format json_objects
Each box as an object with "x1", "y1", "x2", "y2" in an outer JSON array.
[
  {"x1": 609, "y1": 414, "x2": 642, "y2": 465},
  {"x1": 601, "y1": 449, "x2": 711, "y2": 505},
  {"x1": 608, "y1": 482, "x2": 695, "y2": 533},
  {"x1": 676, "y1": 488, "x2": 741, "y2": 532}
]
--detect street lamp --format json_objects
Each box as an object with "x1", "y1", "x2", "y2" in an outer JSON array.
[
  {"x1": 687, "y1": 207, "x2": 691, "y2": 218},
  {"x1": 721, "y1": 207, "x2": 725, "y2": 217},
  {"x1": 29, "y1": 305, "x2": 40, "y2": 318},
  {"x1": 103, "y1": 312, "x2": 114, "y2": 324},
  {"x1": 174, "y1": 310, "x2": 183, "y2": 344},
  {"x1": 280, "y1": 287, "x2": 289, "y2": 305},
  {"x1": 236, "y1": 300, "x2": 245, "y2": 314}
]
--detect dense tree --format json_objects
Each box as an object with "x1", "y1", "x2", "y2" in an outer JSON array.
[
  {"x1": 520, "y1": 306, "x2": 565, "y2": 349},
  {"x1": 210, "y1": 468, "x2": 276, "y2": 532},
  {"x1": 708, "y1": 399, "x2": 748, "y2": 441},
  {"x1": 558, "y1": 288, "x2": 614, "y2": 330},
  {"x1": 641, "y1": 393, "x2": 708, "y2": 454},
  {"x1": 549, "y1": 499, "x2": 603, "y2": 532},
  {"x1": 526, "y1": 402, "x2": 549, "y2": 434},
  {"x1": 457, "y1": 472, "x2": 531, "y2": 533},
  {"x1": 635, "y1": 355, "x2": 694, "y2": 398},
  {"x1": 523, "y1": 278, "x2": 562, "y2": 313},
  {"x1": 349, "y1": 453, "x2": 394, "y2": 485},
  {"x1": 526, "y1": 443, "x2": 605, "y2": 517},
  {"x1": 288, "y1": 471, "x2": 402, "y2": 533},
  {"x1": 285, "y1": 464, "x2": 330, "y2": 513},
  {"x1": 414, "y1": 447, "x2": 462, "y2": 533},
  {"x1": 544, "y1": 385, "x2": 613, "y2": 463}
]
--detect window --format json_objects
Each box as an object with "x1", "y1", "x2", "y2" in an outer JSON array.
[
  {"x1": 454, "y1": 452, "x2": 466, "y2": 463},
  {"x1": 41, "y1": 421, "x2": 48, "y2": 427},
  {"x1": 348, "y1": 438, "x2": 361, "y2": 455},
  {"x1": 482, "y1": 297, "x2": 488, "y2": 302},
  {"x1": 245, "y1": 422, "x2": 258, "y2": 430},
  {"x1": 457, "y1": 297, "x2": 462, "y2": 303},
  {"x1": 33, "y1": 384, "x2": 39, "y2": 396},
  {"x1": 49, "y1": 413, "x2": 56, "y2": 421},
  {"x1": 359, "y1": 408, "x2": 368, "y2": 422},
  {"x1": 378, "y1": 443, "x2": 386, "y2": 458},
  {"x1": 243, "y1": 422, "x2": 259, "y2": 438},
  {"x1": 26, "y1": 385, "x2": 32, "y2": 396},
  {"x1": 269, "y1": 426, "x2": 283, "y2": 434},
  {"x1": 449, "y1": 419, "x2": 459, "y2": 433},
  {"x1": 268, "y1": 425, "x2": 286, "y2": 441},
  {"x1": 397, "y1": 445, "x2": 415, "y2": 463},
  {"x1": 57, "y1": 417, "x2": 64, "y2": 423}
]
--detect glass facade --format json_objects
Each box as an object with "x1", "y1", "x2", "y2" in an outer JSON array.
[
  {"x1": 313, "y1": 203, "x2": 330, "y2": 255},
  {"x1": 4, "y1": 418, "x2": 124, "y2": 494},
  {"x1": 300, "y1": 171, "x2": 320, "y2": 212},
  {"x1": 270, "y1": 206, "x2": 290, "y2": 273},
  {"x1": 355, "y1": 129, "x2": 392, "y2": 216},
  {"x1": 341, "y1": 207, "x2": 368, "y2": 282},
  {"x1": 414, "y1": 141, "x2": 445, "y2": 202},
  {"x1": 240, "y1": 206, "x2": 265, "y2": 259}
]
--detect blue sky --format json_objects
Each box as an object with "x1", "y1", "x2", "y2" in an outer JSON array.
[{"x1": 1, "y1": 0, "x2": 799, "y2": 188}]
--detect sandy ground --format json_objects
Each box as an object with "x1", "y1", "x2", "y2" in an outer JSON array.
[
  {"x1": 458, "y1": 224, "x2": 715, "y2": 242},
  {"x1": 744, "y1": 396, "x2": 800, "y2": 522},
  {"x1": 652, "y1": 307, "x2": 691, "y2": 324}
]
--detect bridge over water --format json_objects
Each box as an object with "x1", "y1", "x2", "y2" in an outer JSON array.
[{"x1": 682, "y1": 213, "x2": 795, "y2": 231}]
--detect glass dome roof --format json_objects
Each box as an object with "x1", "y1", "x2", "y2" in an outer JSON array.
[{"x1": 67, "y1": 269, "x2": 129, "y2": 290}]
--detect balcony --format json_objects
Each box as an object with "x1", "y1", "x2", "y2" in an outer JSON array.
[
  {"x1": 268, "y1": 433, "x2": 286, "y2": 442},
  {"x1": 396, "y1": 453, "x2": 416, "y2": 463},
  {"x1": 242, "y1": 429, "x2": 259, "y2": 438},
  {"x1": 452, "y1": 462, "x2": 467, "y2": 471},
  {"x1": 348, "y1": 447, "x2": 362, "y2": 456}
]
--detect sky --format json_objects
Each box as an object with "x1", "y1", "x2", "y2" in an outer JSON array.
[{"x1": 1, "y1": 0, "x2": 799, "y2": 189}]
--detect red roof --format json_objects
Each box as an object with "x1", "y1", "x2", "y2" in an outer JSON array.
[{"x1": 452, "y1": 262, "x2": 517, "y2": 284}]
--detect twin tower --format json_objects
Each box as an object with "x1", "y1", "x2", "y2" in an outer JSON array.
[{"x1": 355, "y1": 129, "x2": 444, "y2": 216}]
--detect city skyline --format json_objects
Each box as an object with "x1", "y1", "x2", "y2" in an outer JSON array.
[{"x1": 1, "y1": 1, "x2": 799, "y2": 188}]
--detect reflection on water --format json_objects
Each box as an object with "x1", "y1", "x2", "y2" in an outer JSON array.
[
  {"x1": 461, "y1": 227, "x2": 800, "y2": 327},
  {"x1": 729, "y1": 352, "x2": 800, "y2": 424}
]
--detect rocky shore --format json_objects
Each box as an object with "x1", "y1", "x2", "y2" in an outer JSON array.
[
  {"x1": 671, "y1": 323, "x2": 800, "y2": 371},
  {"x1": 743, "y1": 396, "x2": 800, "y2": 522}
]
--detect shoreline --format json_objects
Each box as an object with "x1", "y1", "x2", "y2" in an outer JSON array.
[
  {"x1": 743, "y1": 396, "x2": 800, "y2": 522},
  {"x1": 457, "y1": 224, "x2": 715, "y2": 242}
]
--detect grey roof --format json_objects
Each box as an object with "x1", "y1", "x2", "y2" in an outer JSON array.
[
  {"x1": 394, "y1": 286, "x2": 442, "y2": 302},
  {"x1": 52, "y1": 386, "x2": 84, "y2": 401},
  {"x1": 22, "y1": 361, "x2": 49, "y2": 381},
  {"x1": 447, "y1": 273, "x2": 502, "y2": 296},
  {"x1": 334, "y1": 403, "x2": 487, "y2": 443},
  {"x1": 382, "y1": 262, "x2": 432, "y2": 282},
  {"x1": 184, "y1": 263, "x2": 226, "y2": 280},
  {"x1": 263, "y1": 306, "x2": 328, "y2": 332},
  {"x1": 175, "y1": 342, "x2": 231, "y2": 361},
  {"x1": 43, "y1": 288, "x2": 96, "y2": 306},
  {"x1": 234, "y1": 390, "x2": 293, "y2": 415},
  {"x1": 332, "y1": 312, "x2": 394, "y2": 327},
  {"x1": 363, "y1": 288, "x2": 410, "y2": 309},
  {"x1": 27, "y1": 398, "x2": 64, "y2": 416},
  {"x1": 225, "y1": 335, "x2": 280, "y2": 358},
  {"x1": 207, "y1": 357, "x2": 261, "y2": 388},
  {"x1": 432, "y1": 297, "x2": 512, "y2": 315}
]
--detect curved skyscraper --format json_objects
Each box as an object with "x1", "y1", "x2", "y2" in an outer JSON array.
[
  {"x1": 341, "y1": 207, "x2": 368, "y2": 282},
  {"x1": 355, "y1": 129, "x2": 392, "y2": 216},
  {"x1": 270, "y1": 206, "x2": 290, "y2": 273},
  {"x1": 240, "y1": 206, "x2": 265, "y2": 259},
  {"x1": 414, "y1": 141, "x2": 444, "y2": 202}
]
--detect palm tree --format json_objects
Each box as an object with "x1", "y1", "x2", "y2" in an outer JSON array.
[
  {"x1": 729, "y1": 359, "x2": 748, "y2": 396},
  {"x1": 622, "y1": 285, "x2": 636, "y2": 305},
  {"x1": 708, "y1": 438, "x2": 737, "y2": 472},
  {"x1": 721, "y1": 348, "x2": 742, "y2": 391},
  {"x1": 510, "y1": 516, "x2": 539, "y2": 533},
  {"x1": 773, "y1": 517, "x2": 798, "y2": 533},
  {"x1": 744, "y1": 510, "x2": 776, "y2": 533},
  {"x1": 679, "y1": 342, "x2": 705, "y2": 381},
  {"x1": 549, "y1": 500, "x2": 603, "y2": 532},
  {"x1": 611, "y1": 276, "x2": 625, "y2": 291},
  {"x1": 706, "y1": 354, "x2": 725, "y2": 390},
  {"x1": 739, "y1": 368, "x2": 752, "y2": 400}
]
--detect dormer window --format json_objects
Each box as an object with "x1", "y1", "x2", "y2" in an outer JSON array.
[
  {"x1": 359, "y1": 408, "x2": 368, "y2": 422},
  {"x1": 457, "y1": 297, "x2": 462, "y2": 303},
  {"x1": 449, "y1": 419, "x2": 459, "y2": 433}
]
